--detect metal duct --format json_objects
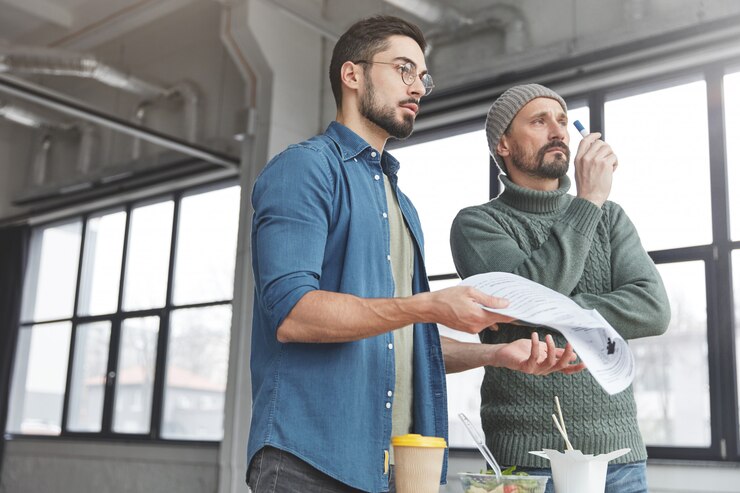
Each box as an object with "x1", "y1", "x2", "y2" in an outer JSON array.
[
  {"x1": 1, "y1": 46, "x2": 201, "y2": 170},
  {"x1": 0, "y1": 98, "x2": 98, "y2": 184},
  {"x1": 383, "y1": 0, "x2": 530, "y2": 55},
  {"x1": 0, "y1": 73, "x2": 238, "y2": 168},
  {"x1": 0, "y1": 45, "x2": 167, "y2": 99},
  {"x1": 0, "y1": 98, "x2": 70, "y2": 129}
]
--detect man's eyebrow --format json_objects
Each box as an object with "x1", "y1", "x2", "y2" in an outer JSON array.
[
  {"x1": 529, "y1": 110, "x2": 568, "y2": 120},
  {"x1": 391, "y1": 56, "x2": 428, "y2": 74}
]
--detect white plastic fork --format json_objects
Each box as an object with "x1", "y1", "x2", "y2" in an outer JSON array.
[{"x1": 458, "y1": 412, "x2": 502, "y2": 479}]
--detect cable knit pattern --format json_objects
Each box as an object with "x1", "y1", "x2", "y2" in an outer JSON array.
[{"x1": 450, "y1": 175, "x2": 671, "y2": 468}]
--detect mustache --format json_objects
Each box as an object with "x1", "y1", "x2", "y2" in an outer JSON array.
[
  {"x1": 542, "y1": 140, "x2": 568, "y2": 153},
  {"x1": 400, "y1": 98, "x2": 420, "y2": 106}
]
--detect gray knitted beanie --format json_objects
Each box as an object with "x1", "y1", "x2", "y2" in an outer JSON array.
[{"x1": 486, "y1": 84, "x2": 567, "y2": 174}]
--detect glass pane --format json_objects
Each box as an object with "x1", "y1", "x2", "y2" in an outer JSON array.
[
  {"x1": 173, "y1": 186, "x2": 240, "y2": 305},
  {"x1": 113, "y1": 316, "x2": 159, "y2": 434},
  {"x1": 734, "y1": 251, "x2": 740, "y2": 435},
  {"x1": 67, "y1": 321, "x2": 111, "y2": 432},
  {"x1": 162, "y1": 305, "x2": 231, "y2": 440},
  {"x1": 632, "y1": 261, "x2": 710, "y2": 446},
  {"x1": 430, "y1": 277, "x2": 484, "y2": 448},
  {"x1": 22, "y1": 221, "x2": 82, "y2": 322},
  {"x1": 605, "y1": 80, "x2": 712, "y2": 251},
  {"x1": 725, "y1": 70, "x2": 740, "y2": 240},
  {"x1": 564, "y1": 105, "x2": 590, "y2": 185},
  {"x1": 393, "y1": 130, "x2": 490, "y2": 276},
  {"x1": 78, "y1": 211, "x2": 126, "y2": 316},
  {"x1": 6, "y1": 322, "x2": 72, "y2": 435},
  {"x1": 123, "y1": 200, "x2": 174, "y2": 311}
]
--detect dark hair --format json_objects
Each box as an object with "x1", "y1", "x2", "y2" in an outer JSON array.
[{"x1": 329, "y1": 15, "x2": 426, "y2": 108}]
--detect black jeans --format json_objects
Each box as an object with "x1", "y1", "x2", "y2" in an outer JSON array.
[{"x1": 247, "y1": 446, "x2": 397, "y2": 493}]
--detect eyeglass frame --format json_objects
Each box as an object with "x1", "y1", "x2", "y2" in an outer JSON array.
[{"x1": 353, "y1": 59, "x2": 434, "y2": 96}]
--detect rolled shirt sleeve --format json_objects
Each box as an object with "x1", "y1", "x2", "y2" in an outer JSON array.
[{"x1": 251, "y1": 146, "x2": 333, "y2": 334}]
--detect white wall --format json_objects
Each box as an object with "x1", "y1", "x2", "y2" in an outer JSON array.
[
  {"x1": 2, "y1": 439, "x2": 218, "y2": 493},
  {"x1": 248, "y1": 0, "x2": 323, "y2": 160}
]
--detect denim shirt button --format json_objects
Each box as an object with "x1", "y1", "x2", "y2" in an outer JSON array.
[
  {"x1": 371, "y1": 151, "x2": 377, "y2": 158},
  {"x1": 382, "y1": 212, "x2": 388, "y2": 218},
  {"x1": 374, "y1": 174, "x2": 380, "y2": 181},
  {"x1": 385, "y1": 402, "x2": 391, "y2": 409},
  {"x1": 387, "y1": 390, "x2": 393, "y2": 397},
  {"x1": 386, "y1": 255, "x2": 391, "y2": 261},
  {"x1": 388, "y1": 343, "x2": 393, "y2": 350}
]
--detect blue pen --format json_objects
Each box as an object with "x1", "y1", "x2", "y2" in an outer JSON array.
[{"x1": 573, "y1": 120, "x2": 588, "y2": 138}]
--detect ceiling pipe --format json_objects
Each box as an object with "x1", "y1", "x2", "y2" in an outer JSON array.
[
  {"x1": 0, "y1": 45, "x2": 201, "y2": 152},
  {"x1": 0, "y1": 45, "x2": 167, "y2": 99},
  {"x1": 383, "y1": 0, "x2": 530, "y2": 55},
  {"x1": 1, "y1": 98, "x2": 100, "y2": 185},
  {"x1": 0, "y1": 73, "x2": 239, "y2": 168},
  {"x1": 31, "y1": 135, "x2": 52, "y2": 186},
  {"x1": 0, "y1": 98, "x2": 71, "y2": 129},
  {"x1": 384, "y1": 0, "x2": 469, "y2": 25}
]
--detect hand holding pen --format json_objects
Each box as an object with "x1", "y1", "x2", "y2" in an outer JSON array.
[{"x1": 572, "y1": 120, "x2": 618, "y2": 208}]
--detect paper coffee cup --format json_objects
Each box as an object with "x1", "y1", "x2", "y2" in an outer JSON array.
[{"x1": 392, "y1": 434, "x2": 447, "y2": 493}]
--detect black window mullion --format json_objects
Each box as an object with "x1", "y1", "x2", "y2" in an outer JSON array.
[
  {"x1": 588, "y1": 91, "x2": 605, "y2": 137},
  {"x1": 100, "y1": 204, "x2": 133, "y2": 435},
  {"x1": 60, "y1": 217, "x2": 88, "y2": 434},
  {"x1": 489, "y1": 155, "x2": 501, "y2": 199},
  {"x1": 100, "y1": 318, "x2": 122, "y2": 436},
  {"x1": 706, "y1": 65, "x2": 738, "y2": 460},
  {"x1": 149, "y1": 194, "x2": 181, "y2": 438}
]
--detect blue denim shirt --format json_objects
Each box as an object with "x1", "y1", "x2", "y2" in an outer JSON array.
[{"x1": 248, "y1": 122, "x2": 448, "y2": 492}]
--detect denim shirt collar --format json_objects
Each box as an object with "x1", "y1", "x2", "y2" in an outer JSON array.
[{"x1": 325, "y1": 121, "x2": 401, "y2": 177}]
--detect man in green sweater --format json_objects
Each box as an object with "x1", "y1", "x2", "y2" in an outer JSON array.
[{"x1": 450, "y1": 84, "x2": 671, "y2": 493}]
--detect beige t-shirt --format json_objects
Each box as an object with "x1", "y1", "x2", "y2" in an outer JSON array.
[{"x1": 384, "y1": 176, "x2": 415, "y2": 464}]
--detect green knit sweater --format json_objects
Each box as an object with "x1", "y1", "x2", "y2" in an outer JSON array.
[{"x1": 450, "y1": 175, "x2": 670, "y2": 467}]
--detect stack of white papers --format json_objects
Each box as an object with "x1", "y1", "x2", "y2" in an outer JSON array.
[{"x1": 460, "y1": 272, "x2": 635, "y2": 395}]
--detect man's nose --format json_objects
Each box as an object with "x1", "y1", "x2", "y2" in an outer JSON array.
[
  {"x1": 549, "y1": 121, "x2": 567, "y2": 141},
  {"x1": 409, "y1": 76, "x2": 425, "y2": 98}
]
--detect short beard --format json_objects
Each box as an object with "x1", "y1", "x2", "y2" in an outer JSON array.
[
  {"x1": 359, "y1": 73, "x2": 415, "y2": 140},
  {"x1": 510, "y1": 139, "x2": 570, "y2": 179}
]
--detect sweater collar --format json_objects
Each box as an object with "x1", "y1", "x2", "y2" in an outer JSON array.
[{"x1": 498, "y1": 174, "x2": 571, "y2": 213}]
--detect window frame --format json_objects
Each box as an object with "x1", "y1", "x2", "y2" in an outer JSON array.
[
  {"x1": 396, "y1": 57, "x2": 740, "y2": 463},
  {"x1": 7, "y1": 178, "x2": 238, "y2": 445}
]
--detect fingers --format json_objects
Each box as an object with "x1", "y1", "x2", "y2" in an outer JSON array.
[
  {"x1": 581, "y1": 139, "x2": 613, "y2": 166},
  {"x1": 436, "y1": 286, "x2": 512, "y2": 334},
  {"x1": 527, "y1": 334, "x2": 585, "y2": 376},
  {"x1": 468, "y1": 288, "x2": 509, "y2": 309},
  {"x1": 543, "y1": 334, "x2": 558, "y2": 367},
  {"x1": 526, "y1": 332, "x2": 540, "y2": 367}
]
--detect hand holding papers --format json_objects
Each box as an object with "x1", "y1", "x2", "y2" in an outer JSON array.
[{"x1": 461, "y1": 271, "x2": 635, "y2": 395}]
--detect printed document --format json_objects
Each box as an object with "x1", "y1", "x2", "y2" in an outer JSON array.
[{"x1": 461, "y1": 271, "x2": 635, "y2": 395}]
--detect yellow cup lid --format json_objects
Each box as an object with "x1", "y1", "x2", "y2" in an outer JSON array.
[{"x1": 391, "y1": 434, "x2": 447, "y2": 448}]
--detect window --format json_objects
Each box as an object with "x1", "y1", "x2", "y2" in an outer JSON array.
[
  {"x1": 113, "y1": 316, "x2": 159, "y2": 434},
  {"x1": 726, "y1": 69, "x2": 740, "y2": 241},
  {"x1": 6, "y1": 182, "x2": 240, "y2": 442},
  {"x1": 393, "y1": 129, "x2": 491, "y2": 276},
  {"x1": 396, "y1": 65, "x2": 739, "y2": 463},
  {"x1": 631, "y1": 261, "x2": 710, "y2": 447},
  {"x1": 605, "y1": 79, "x2": 712, "y2": 251}
]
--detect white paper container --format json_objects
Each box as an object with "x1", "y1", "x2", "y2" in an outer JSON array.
[{"x1": 528, "y1": 448, "x2": 631, "y2": 493}]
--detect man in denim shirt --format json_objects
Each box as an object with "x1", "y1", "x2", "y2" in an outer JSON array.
[{"x1": 248, "y1": 16, "x2": 584, "y2": 493}]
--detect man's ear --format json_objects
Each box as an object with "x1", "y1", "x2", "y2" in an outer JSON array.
[
  {"x1": 496, "y1": 134, "x2": 511, "y2": 158},
  {"x1": 340, "y1": 61, "x2": 362, "y2": 92}
]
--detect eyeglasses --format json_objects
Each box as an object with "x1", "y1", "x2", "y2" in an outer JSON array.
[{"x1": 354, "y1": 60, "x2": 434, "y2": 96}]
